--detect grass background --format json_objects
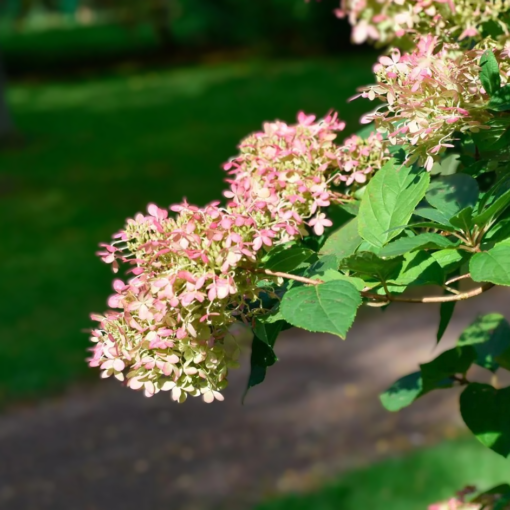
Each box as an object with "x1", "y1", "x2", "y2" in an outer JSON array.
[
  {"x1": 0, "y1": 56, "x2": 374, "y2": 405},
  {"x1": 255, "y1": 438, "x2": 510, "y2": 510},
  {"x1": 1, "y1": 24, "x2": 509, "y2": 510}
]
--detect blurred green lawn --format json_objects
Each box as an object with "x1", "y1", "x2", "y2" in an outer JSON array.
[
  {"x1": 0, "y1": 56, "x2": 374, "y2": 405},
  {"x1": 255, "y1": 438, "x2": 510, "y2": 510}
]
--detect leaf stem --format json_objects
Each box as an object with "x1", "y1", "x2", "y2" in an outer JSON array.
[
  {"x1": 453, "y1": 374, "x2": 470, "y2": 385},
  {"x1": 445, "y1": 273, "x2": 471, "y2": 285},
  {"x1": 262, "y1": 269, "x2": 495, "y2": 304}
]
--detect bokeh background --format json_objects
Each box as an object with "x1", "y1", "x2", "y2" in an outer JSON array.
[{"x1": 0, "y1": 2, "x2": 509, "y2": 509}]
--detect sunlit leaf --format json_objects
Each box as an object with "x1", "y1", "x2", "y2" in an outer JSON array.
[
  {"x1": 358, "y1": 160, "x2": 430, "y2": 247},
  {"x1": 281, "y1": 280, "x2": 361, "y2": 338}
]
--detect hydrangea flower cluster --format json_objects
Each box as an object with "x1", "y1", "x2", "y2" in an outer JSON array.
[
  {"x1": 336, "y1": 0, "x2": 510, "y2": 45},
  {"x1": 333, "y1": 131, "x2": 391, "y2": 187},
  {"x1": 428, "y1": 500, "x2": 481, "y2": 510},
  {"x1": 90, "y1": 111, "x2": 389, "y2": 403},
  {"x1": 223, "y1": 111, "x2": 347, "y2": 237},
  {"x1": 427, "y1": 486, "x2": 510, "y2": 510},
  {"x1": 359, "y1": 36, "x2": 509, "y2": 169}
]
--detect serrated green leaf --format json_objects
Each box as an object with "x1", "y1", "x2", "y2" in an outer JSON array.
[
  {"x1": 253, "y1": 316, "x2": 284, "y2": 347},
  {"x1": 380, "y1": 233, "x2": 458, "y2": 258},
  {"x1": 482, "y1": 216, "x2": 510, "y2": 249},
  {"x1": 264, "y1": 245, "x2": 314, "y2": 273},
  {"x1": 460, "y1": 383, "x2": 510, "y2": 457},
  {"x1": 449, "y1": 206, "x2": 474, "y2": 232},
  {"x1": 380, "y1": 372, "x2": 423, "y2": 412},
  {"x1": 437, "y1": 301, "x2": 456, "y2": 343},
  {"x1": 281, "y1": 280, "x2": 361, "y2": 338},
  {"x1": 413, "y1": 206, "x2": 453, "y2": 226},
  {"x1": 243, "y1": 335, "x2": 279, "y2": 400},
  {"x1": 430, "y1": 153, "x2": 460, "y2": 176},
  {"x1": 431, "y1": 249, "x2": 466, "y2": 272},
  {"x1": 342, "y1": 251, "x2": 403, "y2": 281},
  {"x1": 305, "y1": 254, "x2": 339, "y2": 277},
  {"x1": 319, "y1": 269, "x2": 365, "y2": 291},
  {"x1": 463, "y1": 159, "x2": 489, "y2": 178},
  {"x1": 474, "y1": 188, "x2": 510, "y2": 227},
  {"x1": 338, "y1": 201, "x2": 360, "y2": 217},
  {"x1": 489, "y1": 84, "x2": 510, "y2": 112},
  {"x1": 458, "y1": 313, "x2": 507, "y2": 347},
  {"x1": 458, "y1": 313, "x2": 510, "y2": 372},
  {"x1": 470, "y1": 242, "x2": 510, "y2": 286},
  {"x1": 480, "y1": 50, "x2": 501, "y2": 95},
  {"x1": 320, "y1": 217, "x2": 361, "y2": 261},
  {"x1": 420, "y1": 347, "x2": 475, "y2": 393},
  {"x1": 358, "y1": 160, "x2": 430, "y2": 247},
  {"x1": 473, "y1": 118, "x2": 510, "y2": 152},
  {"x1": 389, "y1": 250, "x2": 445, "y2": 286},
  {"x1": 426, "y1": 174, "x2": 479, "y2": 220}
]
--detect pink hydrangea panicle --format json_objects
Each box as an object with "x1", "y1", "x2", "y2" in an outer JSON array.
[
  {"x1": 337, "y1": 0, "x2": 510, "y2": 45},
  {"x1": 359, "y1": 36, "x2": 507, "y2": 168},
  {"x1": 91, "y1": 111, "x2": 395, "y2": 404}
]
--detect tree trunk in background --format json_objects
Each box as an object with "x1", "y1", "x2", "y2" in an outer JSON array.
[
  {"x1": 150, "y1": 0, "x2": 176, "y2": 51},
  {"x1": 0, "y1": 54, "x2": 14, "y2": 139}
]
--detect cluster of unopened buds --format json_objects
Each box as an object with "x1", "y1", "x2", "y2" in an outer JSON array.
[
  {"x1": 90, "y1": 111, "x2": 389, "y2": 402},
  {"x1": 359, "y1": 35, "x2": 510, "y2": 169},
  {"x1": 336, "y1": 0, "x2": 510, "y2": 45}
]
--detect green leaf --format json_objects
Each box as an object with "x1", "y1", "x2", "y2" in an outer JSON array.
[
  {"x1": 463, "y1": 159, "x2": 489, "y2": 178},
  {"x1": 431, "y1": 249, "x2": 466, "y2": 273},
  {"x1": 320, "y1": 218, "x2": 362, "y2": 261},
  {"x1": 342, "y1": 251, "x2": 403, "y2": 281},
  {"x1": 474, "y1": 188, "x2": 510, "y2": 227},
  {"x1": 305, "y1": 254, "x2": 339, "y2": 277},
  {"x1": 281, "y1": 280, "x2": 361, "y2": 339},
  {"x1": 489, "y1": 84, "x2": 510, "y2": 112},
  {"x1": 430, "y1": 153, "x2": 460, "y2": 176},
  {"x1": 458, "y1": 313, "x2": 507, "y2": 347},
  {"x1": 358, "y1": 160, "x2": 430, "y2": 247},
  {"x1": 458, "y1": 313, "x2": 510, "y2": 372},
  {"x1": 414, "y1": 206, "x2": 453, "y2": 226},
  {"x1": 243, "y1": 335, "x2": 279, "y2": 400},
  {"x1": 426, "y1": 174, "x2": 479, "y2": 220},
  {"x1": 437, "y1": 301, "x2": 456, "y2": 344},
  {"x1": 253, "y1": 316, "x2": 284, "y2": 347},
  {"x1": 472, "y1": 484, "x2": 510, "y2": 508},
  {"x1": 264, "y1": 245, "x2": 314, "y2": 273},
  {"x1": 338, "y1": 201, "x2": 360, "y2": 217},
  {"x1": 380, "y1": 372, "x2": 423, "y2": 412},
  {"x1": 480, "y1": 50, "x2": 501, "y2": 95},
  {"x1": 482, "y1": 217, "x2": 510, "y2": 249},
  {"x1": 389, "y1": 250, "x2": 445, "y2": 286},
  {"x1": 420, "y1": 347, "x2": 475, "y2": 393},
  {"x1": 470, "y1": 241, "x2": 510, "y2": 286},
  {"x1": 380, "y1": 233, "x2": 459, "y2": 258},
  {"x1": 356, "y1": 123, "x2": 376, "y2": 139},
  {"x1": 473, "y1": 118, "x2": 510, "y2": 152},
  {"x1": 460, "y1": 383, "x2": 510, "y2": 457},
  {"x1": 449, "y1": 206, "x2": 474, "y2": 232},
  {"x1": 318, "y1": 269, "x2": 366, "y2": 291}
]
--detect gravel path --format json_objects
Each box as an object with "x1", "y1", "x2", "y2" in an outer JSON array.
[{"x1": 0, "y1": 289, "x2": 508, "y2": 510}]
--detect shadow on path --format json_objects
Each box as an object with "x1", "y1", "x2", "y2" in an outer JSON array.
[{"x1": 0, "y1": 289, "x2": 508, "y2": 510}]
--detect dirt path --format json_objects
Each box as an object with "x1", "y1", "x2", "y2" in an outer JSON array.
[{"x1": 0, "y1": 290, "x2": 508, "y2": 510}]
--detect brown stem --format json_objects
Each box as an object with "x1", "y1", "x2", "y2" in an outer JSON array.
[
  {"x1": 453, "y1": 374, "x2": 470, "y2": 386},
  {"x1": 445, "y1": 273, "x2": 471, "y2": 285},
  {"x1": 442, "y1": 285, "x2": 461, "y2": 295},
  {"x1": 361, "y1": 284, "x2": 494, "y2": 303},
  {"x1": 262, "y1": 269, "x2": 495, "y2": 304}
]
